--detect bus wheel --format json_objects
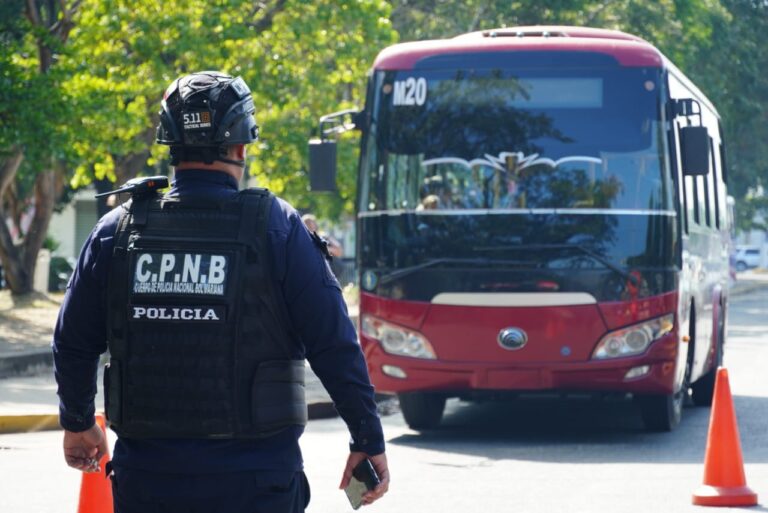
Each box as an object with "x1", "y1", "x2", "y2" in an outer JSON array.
[
  {"x1": 637, "y1": 389, "x2": 684, "y2": 432},
  {"x1": 398, "y1": 392, "x2": 446, "y2": 430},
  {"x1": 638, "y1": 319, "x2": 693, "y2": 431},
  {"x1": 692, "y1": 313, "x2": 725, "y2": 406}
]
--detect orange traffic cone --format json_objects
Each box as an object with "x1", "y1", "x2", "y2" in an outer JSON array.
[
  {"x1": 77, "y1": 414, "x2": 114, "y2": 513},
  {"x1": 692, "y1": 368, "x2": 758, "y2": 507}
]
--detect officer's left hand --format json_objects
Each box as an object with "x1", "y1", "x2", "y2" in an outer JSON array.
[
  {"x1": 63, "y1": 423, "x2": 109, "y2": 473},
  {"x1": 339, "y1": 451, "x2": 390, "y2": 506}
]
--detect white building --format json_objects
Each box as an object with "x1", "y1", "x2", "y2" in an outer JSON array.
[{"x1": 47, "y1": 187, "x2": 99, "y2": 261}]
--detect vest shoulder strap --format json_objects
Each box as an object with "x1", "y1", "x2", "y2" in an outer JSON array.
[
  {"x1": 237, "y1": 187, "x2": 272, "y2": 246},
  {"x1": 106, "y1": 203, "x2": 137, "y2": 356},
  {"x1": 237, "y1": 189, "x2": 299, "y2": 357}
]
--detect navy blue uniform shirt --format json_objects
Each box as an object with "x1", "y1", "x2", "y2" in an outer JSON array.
[{"x1": 53, "y1": 169, "x2": 384, "y2": 473}]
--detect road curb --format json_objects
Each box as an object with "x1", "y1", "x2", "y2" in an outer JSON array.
[
  {"x1": 730, "y1": 279, "x2": 768, "y2": 297},
  {"x1": 0, "y1": 413, "x2": 60, "y2": 434},
  {"x1": 0, "y1": 401, "x2": 339, "y2": 435},
  {"x1": 0, "y1": 350, "x2": 52, "y2": 379}
]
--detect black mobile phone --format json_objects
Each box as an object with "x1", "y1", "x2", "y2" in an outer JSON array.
[{"x1": 344, "y1": 459, "x2": 380, "y2": 510}]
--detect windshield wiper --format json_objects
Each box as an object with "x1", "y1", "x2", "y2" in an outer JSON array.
[
  {"x1": 477, "y1": 243, "x2": 639, "y2": 287},
  {"x1": 568, "y1": 244, "x2": 639, "y2": 287},
  {"x1": 378, "y1": 257, "x2": 526, "y2": 285}
]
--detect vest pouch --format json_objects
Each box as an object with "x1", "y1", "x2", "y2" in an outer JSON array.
[
  {"x1": 251, "y1": 360, "x2": 308, "y2": 431},
  {"x1": 104, "y1": 361, "x2": 122, "y2": 425}
]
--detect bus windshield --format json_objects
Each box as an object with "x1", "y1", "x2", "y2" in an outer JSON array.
[{"x1": 360, "y1": 66, "x2": 672, "y2": 213}]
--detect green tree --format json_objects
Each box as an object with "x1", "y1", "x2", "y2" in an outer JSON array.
[
  {"x1": 242, "y1": 1, "x2": 397, "y2": 219},
  {"x1": 63, "y1": 0, "x2": 395, "y2": 220},
  {"x1": 690, "y1": 0, "x2": 768, "y2": 231},
  {"x1": 390, "y1": 0, "x2": 589, "y2": 40},
  {"x1": 390, "y1": 1, "x2": 728, "y2": 69},
  {"x1": 1, "y1": 0, "x2": 394, "y2": 294},
  {"x1": 0, "y1": 0, "x2": 80, "y2": 295}
]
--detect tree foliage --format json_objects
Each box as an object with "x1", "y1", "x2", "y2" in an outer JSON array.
[
  {"x1": 0, "y1": 0, "x2": 78, "y2": 294},
  {"x1": 61, "y1": 0, "x2": 395, "y2": 219},
  {"x1": 0, "y1": 0, "x2": 394, "y2": 293},
  {"x1": 2, "y1": 0, "x2": 767, "y2": 294}
]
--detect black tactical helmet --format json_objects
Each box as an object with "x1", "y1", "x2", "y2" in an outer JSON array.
[{"x1": 156, "y1": 71, "x2": 259, "y2": 165}]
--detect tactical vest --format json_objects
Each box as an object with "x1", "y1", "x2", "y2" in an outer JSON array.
[{"x1": 104, "y1": 189, "x2": 307, "y2": 439}]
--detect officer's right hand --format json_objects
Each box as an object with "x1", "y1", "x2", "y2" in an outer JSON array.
[
  {"x1": 340, "y1": 451, "x2": 390, "y2": 506},
  {"x1": 63, "y1": 423, "x2": 109, "y2": 473}
]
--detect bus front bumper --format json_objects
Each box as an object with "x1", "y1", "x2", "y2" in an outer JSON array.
[{"x1": 363, "y1": 333, "x2": 679, "y2": 396}]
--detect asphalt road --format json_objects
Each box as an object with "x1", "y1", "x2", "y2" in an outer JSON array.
[{"x1": 1, "y1": 288, "x2": 766, "y2": 512}]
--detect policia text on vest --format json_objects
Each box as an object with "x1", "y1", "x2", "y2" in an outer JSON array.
[{"x1": 131, "y1": 305, "x2": 224, "y2": 322}]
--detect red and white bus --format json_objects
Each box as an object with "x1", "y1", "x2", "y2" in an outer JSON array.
[{"x1": 310, "y1": 26, "x2": 731, "y2": 431}]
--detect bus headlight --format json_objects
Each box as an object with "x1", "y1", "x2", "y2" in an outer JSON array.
[
  {"x1": 361, "y1": 314, "x2": 437, "y2": 359},
  {"x1": 592, "y1": 314, "x2": 674, "y2": 360}
]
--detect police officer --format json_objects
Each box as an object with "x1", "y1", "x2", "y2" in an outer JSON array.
[{"x1": 53, "y1": 71, "x2": 389, "y2": 512}]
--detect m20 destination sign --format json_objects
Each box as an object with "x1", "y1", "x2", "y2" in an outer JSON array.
[{"x1": 132, "y1": 252, "x2": 229, "y2": 296}]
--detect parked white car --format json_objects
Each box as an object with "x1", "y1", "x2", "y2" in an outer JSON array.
[{"x1": 734, "y1": 246, "x2": 762, "y2": 272}]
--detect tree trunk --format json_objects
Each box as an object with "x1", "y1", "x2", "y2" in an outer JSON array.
[
  {"x1": 113, "y1": 124, "x2": 157, "y2": 185},
  {"x1": 0, "y1": 149, "x2": 31, "y2": 293},
  {"x1": 0, "y1": 170, "x2": 57, "y2": 295},
  {"x1": 23, "y1": 171, "x2": 56, "y2": 275},
  {"x1": 0, "y1": 0, "x2": 81, "y2": 295},
  {"x1": 0, "y1": 225, "x2": 30, "y2": 294},
  {"x1": 114, "y1": 149, "x2": 151, "y2": 185},
  {"x1": 0, "y1": 149, "x2": 23, "y2": 199}
]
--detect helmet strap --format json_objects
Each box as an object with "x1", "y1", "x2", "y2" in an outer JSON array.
[
  {"x1": 216, "y1": 145, "x2": 246, "y2": 168},
  {"x1": 217, "y1": 156, "x2": 246, "y2": 168}
]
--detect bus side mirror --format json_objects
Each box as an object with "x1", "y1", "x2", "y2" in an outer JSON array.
[
  {"x1": 307, "y1": 108, "x2": 362, "y2": 192},
  {"x1": 308, "y1": 138, "x2": 337, "y2": 192},
  {"x1": 680, "y1": 125, "x2": 710, "y2": 176}
]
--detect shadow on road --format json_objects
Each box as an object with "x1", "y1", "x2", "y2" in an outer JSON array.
[{"x1": 388, "y1": 394, "x2": 768, "y2": 464}]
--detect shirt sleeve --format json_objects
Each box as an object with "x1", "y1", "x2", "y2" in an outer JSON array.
[
  {"x1": 277, "y1": 207, "x2": 385, "y2": 455},
  {"x1": 53, "y1": 210, "x2": 119, "y2": 432}
]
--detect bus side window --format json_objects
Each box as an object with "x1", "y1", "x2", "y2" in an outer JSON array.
[
  {"x1": 701, "y1": 172, "x2": 712, "y2": 228},
  {"x1": 710, "y1": 138, "x2": 720, "y2": 230},
  {"x1": 675, "y1": 120, "x2": 690, "y2": 234},
  {"x1": 680, "y1": 118, "x2": 704, "y2": 228},
  {"x1": 718, "y1": 143, "x2": 728, "y2": 229},
  {"x1": 691, "y1": 174, "x2": 700, "y2": 226},
  {"x1": 682, "y1": 181, "x2": 689, "y2": 234}
]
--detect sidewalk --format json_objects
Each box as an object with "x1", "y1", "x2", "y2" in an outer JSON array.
[
  {"x1": 1, "y1": 272, "x2": 764, "y2": 434},
  {"x1": 0, "y1": 292, "x2": 59, "y2": 378},
  {"x1": 730, "y1": 270, "x2": 768, "y2": 296},
  {"x1": 0, "y1": 291, "x2": 360, "y2": 379},
  {"x1": 0, "y1": 291, "x2": 360, "y2": 433},
  {"x1": 0, "y1": 361, "x2": 340, "y2": 434}
]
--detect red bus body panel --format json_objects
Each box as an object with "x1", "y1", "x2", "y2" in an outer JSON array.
[
  {"x1": 420, "y1": 303, "x2": 605, "y2": 363},
  {"x1": 361, "y1": 292, "x2": 679, "y2": 396},
  {"x1": 373, "y1": 27, "x2": 664, "y2": 70},
  {"x1": 598, "y1": 291, "x2": 678, "y2": 330}
]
